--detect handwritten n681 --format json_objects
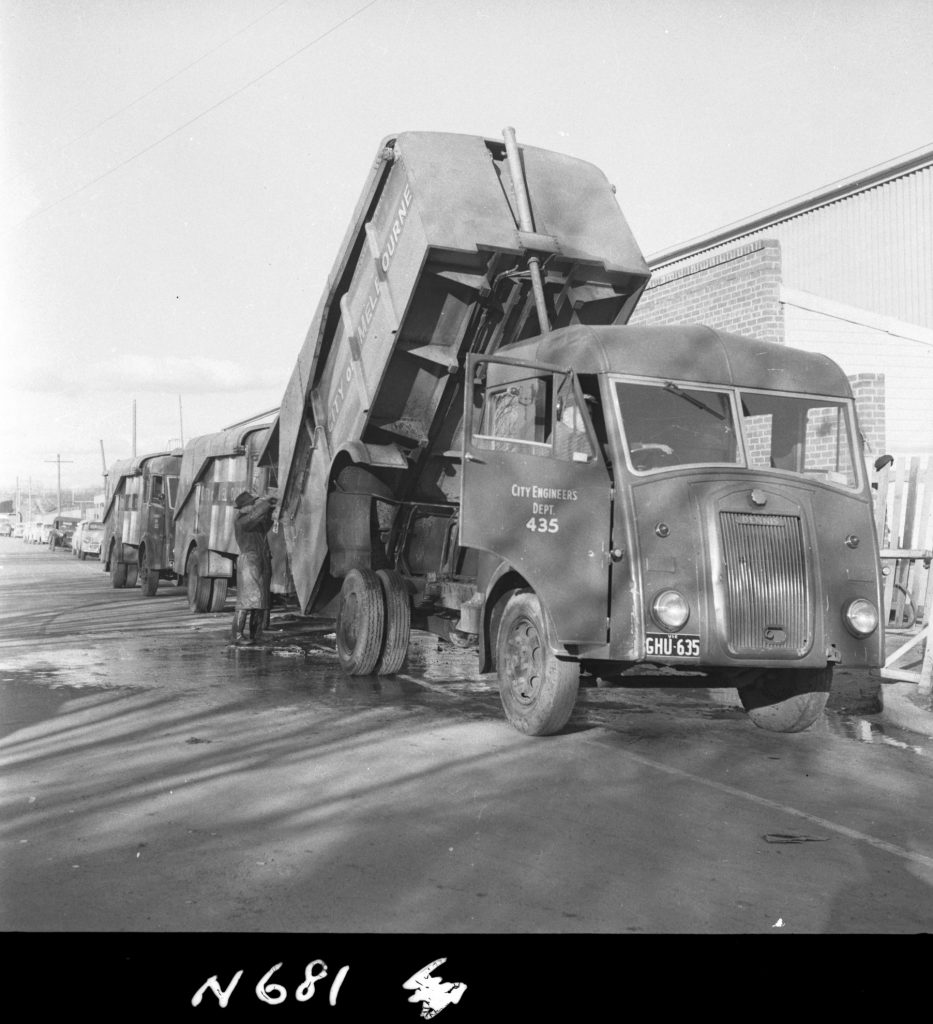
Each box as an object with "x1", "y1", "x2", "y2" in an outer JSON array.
[{"x1": 192, "y1": 960, "x2": 349, "y2": 1008}]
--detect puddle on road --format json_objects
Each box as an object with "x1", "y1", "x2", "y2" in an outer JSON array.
[{"x1": 824, "y1": 713, "x2": 932, "y2": 757}]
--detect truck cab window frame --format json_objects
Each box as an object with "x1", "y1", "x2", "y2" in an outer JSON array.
[
  {"x1": 470, "y1": 358, "x2": 598, "y2": 464},
  {"x1": 611, "y1": 376, "x2": 741, "y2": 474},
  {"x1": 738, "y1": 388, "x2": 861, "y2": 491}
]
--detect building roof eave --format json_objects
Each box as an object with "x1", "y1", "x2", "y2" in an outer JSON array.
[{"x1": 647, "y1": 143, "x2": 933, "y2": 268}]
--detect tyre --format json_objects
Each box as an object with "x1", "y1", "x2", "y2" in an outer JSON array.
[
  {"x1": 375, "y1": 569, "x2": 410, "y2": 675},
  {"x1": 110, "y1": 559, "x2": 127, "y2": 587},
  {"x1": 496, "y1": 590, "x2": 580, "y2": 736},
  {"x1": 209, "y1": 578, "x2": 228, "y2": 612},
  {"x1": 186, "y1": 550, "x2": 212, "y2": 612},
  {"x1": 79, "y1": 551, "x2": 87, "y2": 561},
  {"x1": 110, "y1": 546, "x2": 128, "y2": 588},
  {"x1": 737, "y1": 667, "x2": 832, "y2": 733},
  {"x1": 139, "y1": 548, "x2": 159, "y2": 597},
  {"x1": 335, "y1": 568, "x2": 386, "y2": 675},
  {"x1": 125, "y1": 563, "x2": 139, "y2": 588}
]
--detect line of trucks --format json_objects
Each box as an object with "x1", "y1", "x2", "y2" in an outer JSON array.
[{"x1": 98, "y1": 128, "x2": 885, "y2": 737}]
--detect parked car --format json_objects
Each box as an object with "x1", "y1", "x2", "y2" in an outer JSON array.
[
  {"x1": 0, "y1": 521, "x2": 12, "y2": 537},
  {"x1": 12, "y1": 523, "x2": 25, "y2": 539},
  {"x1": 75, "y1": 520, "x2": 104, "y2": 560},
  {"x1": 34, "y1": 520, "x2": 53, "y2": 544},
  {"x1": 48, "y1": 516, "x2": 80, "y2": 551}
]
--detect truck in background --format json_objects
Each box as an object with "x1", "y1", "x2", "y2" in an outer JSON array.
[
  {"x1": 101, "y1": 450, "x2": 182, "y2": 592},
  {"x1": 173, "y1": 420, "x2": 290, "y2": 612},
  {"x1": 260, "y1": 128, "x2": 883, "y2": 737}
]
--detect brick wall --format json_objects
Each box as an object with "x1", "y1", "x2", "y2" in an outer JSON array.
[
  {"x1": 630, "y1": 239, "x2": 784, "y2": 344},
  {"x1": 849, "y1": 372, "x2": 886, "y2": 457}
]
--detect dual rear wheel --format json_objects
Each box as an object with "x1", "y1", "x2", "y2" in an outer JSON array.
[
  {"x1": 186, "y1": 550, "x2": 228, "y2": 612},
  {"x1": 335, "y1": 568, "x2": 411, "y2": 676},
  {"x1": 109, "y1": 546, "x2": 138, "y2": 589}
]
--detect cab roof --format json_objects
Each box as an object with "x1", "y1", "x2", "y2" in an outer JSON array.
[
  {"x1": 102, "y1": 449, "x2": 183, "y2": 520},
  {"x1": 502, "y1": 324, "x2": 852, "y2": 398},
  {"x1": 175, "y1": 423, "x2": 272, "y2": 515}
]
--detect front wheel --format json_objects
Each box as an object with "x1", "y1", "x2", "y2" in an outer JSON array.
[
  {"x1": 496, "y1": 590, "x2": 580, "y2": 736},
  {"x1": 139, "y1": 549, "x2": 159, "y2": 597},
  {"x1": 335, "y1": 568, "x2": 385, "y2": 675},
  {"x1": 737, "y1": 667, "x2": 832, "y2": 733}
]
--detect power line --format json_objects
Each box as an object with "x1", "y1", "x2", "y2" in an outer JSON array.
[
  {"x1": 5, "y1": 0, "x2": 383, "y2": 235},
  {"x1": 0, "y1": 0, "x2": 292, "y2": 190}
]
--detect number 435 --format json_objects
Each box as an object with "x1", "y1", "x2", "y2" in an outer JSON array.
[{"x1": 525, "y1": 517, "x2": 559, "y2": 533}]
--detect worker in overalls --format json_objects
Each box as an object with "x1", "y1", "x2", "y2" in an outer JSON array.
[{"x1": 231, "y1": 490, "x2": 277, "y2": 644}]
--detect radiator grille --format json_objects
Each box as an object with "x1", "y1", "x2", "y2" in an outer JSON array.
[{"x1": 719, "y1": 512, "x2": 811, "y2": 655}]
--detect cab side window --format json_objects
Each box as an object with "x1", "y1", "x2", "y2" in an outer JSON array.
[
  {"x1": 147, "y1": 475, "x2": 165, "y2": 504},
  {"x1": 472, "y1": 364, "x2": 595, "y2": 462},
  {"x1": 476, "y1": 373, "x2": 552, "y2": 451}
]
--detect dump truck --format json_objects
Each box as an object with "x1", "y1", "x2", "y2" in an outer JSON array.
[
  {"x1": 264, "y1": 128, "x2": 884, "y2": 736},
  {"x1": 101, "y1": 450, "x2": 182, "y2": 591},
  {"x1": 173, "y1": 420, "x2": 290, "y2": 612}
]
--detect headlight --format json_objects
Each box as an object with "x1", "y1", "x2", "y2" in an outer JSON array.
[
  {"x1": 843, "y1": 599, "x2": 878, "y2": 637},
  {"x1": 651, "y1": 590, "x2": 690, "y2": 631}
]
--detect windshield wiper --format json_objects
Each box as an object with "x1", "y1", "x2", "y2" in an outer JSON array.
[{"x1": 663, "y1": 382, "x2": 727, "y2": 421}]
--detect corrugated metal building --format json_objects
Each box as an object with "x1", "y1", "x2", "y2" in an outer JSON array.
[{"x1": 630, "y1": 145, "x2": 933, "y2": 458}]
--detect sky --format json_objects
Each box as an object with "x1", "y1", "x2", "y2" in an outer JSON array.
[{"x1": 1, "y1": 0, "x2": 931, "y2": 496}]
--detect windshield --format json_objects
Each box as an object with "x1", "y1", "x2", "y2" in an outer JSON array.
[
  {"x1": 614, "y1": 380, "x2": 739, "y2": 471},
  {"x1": 613, "y1": 378, "x2": 859, "y2": 488},
  {"x1": 739, "y1": 389, "x2": 859, "y2": 488}
]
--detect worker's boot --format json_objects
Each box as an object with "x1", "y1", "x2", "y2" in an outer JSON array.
[{"x1": 232, "y1": 611, "x2": 251, "y2": 644}]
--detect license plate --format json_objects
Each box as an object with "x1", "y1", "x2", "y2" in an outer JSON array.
[{"x1": 645, "y1": 633, "x2": 700, "y2": 658}]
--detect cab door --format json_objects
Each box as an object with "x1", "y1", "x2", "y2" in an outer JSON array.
[
  {"x1": 144, "y1": 473, "x2": 166, "y2": 564},
  {"x1": 460, "y1": 353, "x2": 612, "y2": 643}
]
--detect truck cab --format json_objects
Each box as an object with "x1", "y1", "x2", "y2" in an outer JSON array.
[{"x1": 460, "y1": 324, "x2": 883, "y2": 733}]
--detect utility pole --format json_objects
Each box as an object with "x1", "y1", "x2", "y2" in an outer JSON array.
[
  {"x1": 44, "y1": 454, "x2": 73, "y2": 513},
  {"x1": 179, "y1": 395, "x2": 184, "y2": 446},
  {"x1": 100, "y1": 440, "x2": 108, "y2": 499},
  {"x1": 133, "y1": 400, "x2": 137, "y2": 457}
]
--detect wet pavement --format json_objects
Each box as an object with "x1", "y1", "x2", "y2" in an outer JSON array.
[{"x1": 2, "y1": 541, "x2": 933, "y2": 938}]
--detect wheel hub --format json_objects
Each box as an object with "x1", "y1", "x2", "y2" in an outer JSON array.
[{"x1": 505, "y1": 617, "x2": 543, "y2": 703}]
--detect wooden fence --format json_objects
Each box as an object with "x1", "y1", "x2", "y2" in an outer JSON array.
[{"x1": 871, "y1": 454, "x2": 933, "y2": 692}]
